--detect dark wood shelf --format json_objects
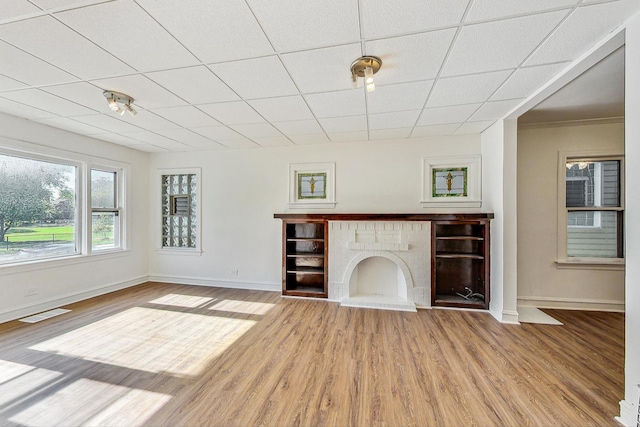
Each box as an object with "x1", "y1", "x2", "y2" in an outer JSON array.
[
  {"x1": 436, "y1": 253, "x2": 485, "y2": 259},
  {"x1": 281, "y1": 219, "x2": 328, "y2": 298},
  {"x1": 432, "y1": 220, "x2": 491, "y2": 310}
]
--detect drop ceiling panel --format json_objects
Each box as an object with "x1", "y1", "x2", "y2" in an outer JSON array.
[
  {"x1": 152, "y1": 106, "x2": 221, "y2": 128},
  {"x1": 427, "y1": 70, "x2": 512, "y2": 107},
  {"x1": 289, "y1": 134, "x2": 330, "y2": 145},
  {"x1": 272, "y1": 120, "x2": 324, "y2": 136},
  {"x1": 0, "y1": 97, "x2": 57, "y2": 119},
  {"x1": 360, "y1": 0, "x2": 469, "y2": 39},
  {"x1": 0, "y1": 1, "x2": 42, "y2": 21},
  {"x1": 146, "y1": 66, "x2": 239, "y2": 105},
  {"x1": 328, "y1": 131, "x2": 368, "y2": 142},
  {"x1": 318, "y1": 116, "x2": 367, "y2": 133},
  {"x1": 115, "y1": 110, "x2": 182, "y2": 131},
  {"x1": 369, "y1": 128, "x2": 413, "y2": 140},
  {"x1": 209, "y1": 56, "x2": 298, "y2": 100},
  {"x1": 197, "y1": 101, "x2": 265, "y2": 126},
  {"x1": 304, "y1": 90, "x2": 365, "y2": 118},
  {"x1": 367, "y1": 81, "x2": 433, "y2": 114},
  {"x1": 91, "y1": 133, "x2": 148, "y2": 147},
  {"x1": 0, "y1": 16, "x2": 134, "y2": 79},
  {"x1": 152, "y1": 128, "x2": 226, "y2": 150},
  {"x1": 122, "y1": 131, "x2": 189, "y2": 150},
  {"x1": 281, "y1": 44, "x2": 363, "y2": 93},
  {"x1": 41, "y1": 81, "x2": 113, "y2": 113},
  {"x1": 442, "y1": 11, "x2": 569, "y2": 77},
  {"x1": 417, "y1": 104, "x2": 483, "y2": 126},
  {"x1": 215, "y1": 138, "x2": 259, "y2": 149},
  {"x1": 136, "y1": 0, "x2": 274, "y2": 63},
  {"x1": 491, "y1": 63, "x2": 568, "y2": 100},
  {"x1": 455, "y1": 120, "x2": 495, "y2": 134},
  {"x1": 230, "y1": 122, "x2": 282, "y2": 138},
  {"x1": 0, "y1": 41, "x2": 76, "y2": 86},
  {"x1": 72, "y1": 114, "x2": 144, "y2": 134},
  {"x1": 247, "y1": 0, "x2": 360, "y2": 52},
  {"x1": 525, "y1": 0, "x2": 640, "y2": 66},
  {"x1": 0, "y1": 74, "x2": 27, "y2": 91},
  {"x1": 191, "y1": 126, "x2": 245, "y2": 141},
  {"x1": 252, "y1": 136, "x2": 294, "y2": 147},
  {"x1": 90, "y1": 75, "x2": 187, "y2": 110},
  {"x1": 365, "y1": 29, "x2": 457, "y2": 85},
  {"x1": 56, "y1": 1, "x2": 199, "y2": 72},
  {"x1": 248, "y1": 96, "x2": 314, "y2": 122},
  {"x1": 29, "y1": 0, "x2": 105, "y2": 10},
  {"x1": 468, "y1": 99, "x2": 522, "y2": 121},
  {"x1": 34, "y1": 117, "x2": 105, "y2": 135},
  {"x1": 411, "y1": 124, "x2": 460, "y2": 137},
  {"x1": 368, "y1": 110, "x2": 420, "y2": 130},
  {"x1": 466, "y1": 0, "x2": 579, "y2": 22},
  {"x1": 0, "y1": 89, "x2": 97, "y2": 116}
]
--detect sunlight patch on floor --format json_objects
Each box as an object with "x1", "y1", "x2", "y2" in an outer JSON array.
[
  {"x1": 148, "y1": 293, "x2": 215, "y2": 308},
  {"x1": 208, "y1": 299, "x2": 275, "y2": 315},
  {"x1": 30, "y1": 307, "x2": 256, "y2": 376},
  {"x1": 0, "y1": 360, "x2": 62, "y2": 407},
  {"x1": 9, "y1": 378, "x2": 171, "y2": 427}
]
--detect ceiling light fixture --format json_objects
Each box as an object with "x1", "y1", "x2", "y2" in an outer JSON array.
[
  {"x1": 350, "y1": 56, "x2": 382, "y2": 92},
  {"x1": 103, "y1": 90, "x2": 137, "y2": 117}
]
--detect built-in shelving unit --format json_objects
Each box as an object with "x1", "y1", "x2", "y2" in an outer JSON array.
[
  {"x1": 432, "y1": 221, "x2": 490, "y2": 309},
  {"x1": 281, "y1": 220, "x2": 328, "y2": 297}
]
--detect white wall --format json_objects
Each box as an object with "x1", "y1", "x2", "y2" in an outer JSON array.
[
  {"x1": 517, "y1": 122, "x2": 625, "y2": 311},
  {"x1": 0, "y1": 113, "x2": 150, "y2": 323},
  {"x1": 148, "y1": 135, "x2": 482, "y2": 290},
  {"x1": 620, "y1": 11, "x2": 640, "y2": 426}
]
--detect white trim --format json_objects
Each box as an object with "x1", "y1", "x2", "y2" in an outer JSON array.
[
  {"x1": 555, "y1": 258, "x2": 625, "y2": 270},
  {"x1": 421, "y1": 155, "x2": 482, "y2": 208},
  {"x1": 149, "y1": 274, "x2": 281, "y2": 292},
  {"x1": 0, "y1": 275, "x2": 147, "y2": 324},
  {"x1": 288, "y1": 162, "x2": 336, "y2": 209},
  {"x1": 518, "y1": 117, "x2": 625, "y2": 129},
  {"x1": 517, "y1": 296, "x2": 625, "y2": 312}
]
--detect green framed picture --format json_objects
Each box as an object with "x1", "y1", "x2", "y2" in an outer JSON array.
[
  {"x1": 298, "y1": 172, "x2": 327, "y2": 199},
  {"x1": 432, "y1": 167, "x2": 468, "y2": 197}
]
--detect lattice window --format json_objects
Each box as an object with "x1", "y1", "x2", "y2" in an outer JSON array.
[{"x1": 161, "y1": 174, "x2": 196, "y2": 248}]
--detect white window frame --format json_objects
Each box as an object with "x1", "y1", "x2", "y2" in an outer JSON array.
[
  {"x1": 0, "y1": 144, "x2": 129, "y2": 268},
  {"x1": 156, "y1": 167, "x2": 202, "y2": 255},
  {"x1": 87, "y1": 165, "x2": 126, "y2": 254},
  {"x1": 557, "y1": 151, "x2": 624, "y2": 269}
]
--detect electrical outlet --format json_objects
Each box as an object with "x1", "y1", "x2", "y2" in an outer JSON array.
[
  {"x1": 231, "y1": 269, "x2": 239, "y2": 276},
  {"x1": 24, "y1": 288, "x2": 38, "y2": 297}
]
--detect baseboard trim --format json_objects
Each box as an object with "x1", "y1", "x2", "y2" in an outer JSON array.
[
  {"x1": 149, "y1": 275, "x2": 281, "y2": 293},
  {"x1": 616, "y1": 398, "x2": 636, "y2": 427},
  {"x1": 518, "y1": 296, "x2": 624, "y2": 312},
  {"x1": 0, "y1": 275, "x2": 149, "y2": 324},
  {"x1": 489, "y1": 307, "x2": 521, "y2": 324}
]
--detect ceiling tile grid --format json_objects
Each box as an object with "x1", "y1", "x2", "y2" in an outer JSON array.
[{"x1": 0, "y1": 0, "x2": 635, "y2": 152}]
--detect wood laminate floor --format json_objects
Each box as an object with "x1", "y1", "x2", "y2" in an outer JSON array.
[{"x1": 0, "y1": 282, "x2": 624, "y2": 426}]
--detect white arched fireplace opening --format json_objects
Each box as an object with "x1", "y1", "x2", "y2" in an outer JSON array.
[{"x1": 340, "y1": 251, "x2": 416, "y2": 312}]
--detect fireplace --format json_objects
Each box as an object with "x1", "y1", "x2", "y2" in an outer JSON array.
[{"x1": 328, "y1": 221, "x2": 431, "y2": 311}]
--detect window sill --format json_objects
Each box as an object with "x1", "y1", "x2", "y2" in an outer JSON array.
[
  {"x1": 555, "y1": 258, "x2": 625, "y2": 271},
  {"x1": 155, "y1": 248, "x2": 202, "y2": 256},
  {"x1": 0, "y1": 249, "x2": 130, "y2": 275}
]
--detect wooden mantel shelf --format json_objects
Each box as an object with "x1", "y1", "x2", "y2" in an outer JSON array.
[{"x1": 274, "y1": 213, "x2": 494, "y2": 221}]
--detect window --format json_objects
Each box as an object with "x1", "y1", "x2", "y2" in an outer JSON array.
[
  {"x1": 161, "y1": 173, "x2": 197, "y2": 249},
  {"x1": 0, "y1": 153, "x2": 78, "y2": 264},
  {"x1": 562, "y1": 156, "x2": 624, "y2": 261},
  {"x1": 90, "y1": 168, "x2": 122, "y2": 251}
]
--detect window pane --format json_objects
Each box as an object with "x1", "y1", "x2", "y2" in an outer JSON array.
[
  {"x1": 566, "y1": 160, "x2": 620, "y2": 207},
  {"x1": 91, "y1": 170, "x2": 115, "y2": 208},
  {"x1": 0, "y1": 154, "x2": 76, "y2": 264},
  {"x1": 92, "y1": 212, "x2": 119, "y2": 250},
  {"x1": 567, "y1": 211, "x2": 618, "y2": 258},
  {"x1": 161, "y1": 173, "x2": 196, "y2": 248}
]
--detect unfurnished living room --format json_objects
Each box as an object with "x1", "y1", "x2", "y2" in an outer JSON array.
[{"x1": 0, "y1": 1, "x2": 639, "y2": 426}]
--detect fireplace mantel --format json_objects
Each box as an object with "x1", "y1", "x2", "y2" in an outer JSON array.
[{"x1": 274, "y1": 213, "x2": 494, "y2": 221}]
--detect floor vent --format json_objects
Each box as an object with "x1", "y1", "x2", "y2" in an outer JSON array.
[{"x1": 19, "y1": 308, "x2": 71, "y2": 323}]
